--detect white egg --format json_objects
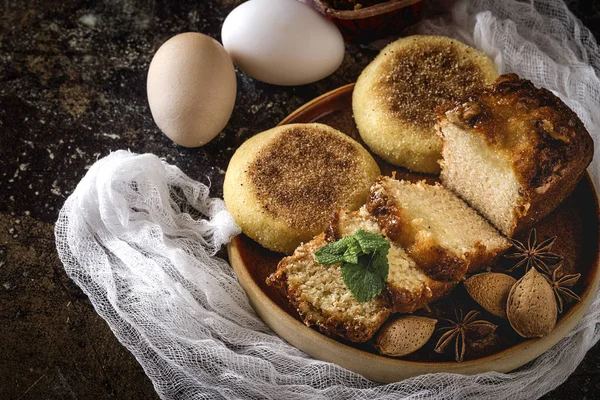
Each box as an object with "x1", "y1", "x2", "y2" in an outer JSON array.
[
  {"x1": 221, "y1": 0, "x2": 345, "y2": 86},
  {"x1": 147, "y1": 32, "x2": 237, "y2": 147}
]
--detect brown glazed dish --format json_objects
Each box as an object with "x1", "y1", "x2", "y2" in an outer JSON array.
[{"x1": 227, "y1": 84, "x2": 600, "y2": 383}]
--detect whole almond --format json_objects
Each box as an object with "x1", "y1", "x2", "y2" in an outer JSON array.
[
  {"x1": 374, "y1": 316, "x2": 437, "y2": 357},
  {"x1": 507, "y1": 268, "x2": 557, "y2": 338},
  {"x1": 464, "y1": 272, "x2": 517, "y2": 318}
]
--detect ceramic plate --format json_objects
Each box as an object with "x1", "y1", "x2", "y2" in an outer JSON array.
[{"x1": 227, "y1": 83, "x2": 600, "y2": 383}]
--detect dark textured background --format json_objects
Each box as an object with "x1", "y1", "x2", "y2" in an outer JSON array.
[{"x1": 1, "y1": 0, "x2": 599, "y2": 398}]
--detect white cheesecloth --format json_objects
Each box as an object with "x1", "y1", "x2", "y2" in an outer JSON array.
[{"x1": 55, "y1": 1, "x2": 600, "y2": 399}]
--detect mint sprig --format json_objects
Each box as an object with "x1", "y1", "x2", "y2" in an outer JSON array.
[{"x1": 314, "y1": 230, "x2": 390, "y2": 302}]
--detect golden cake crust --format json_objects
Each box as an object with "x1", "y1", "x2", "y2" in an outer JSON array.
[
  {"x1": 366, "y1": 177, "x2": 510, "y2": 281},
  {"x1": 441, "y1": 74, "x2": 594, "y2": 235}
]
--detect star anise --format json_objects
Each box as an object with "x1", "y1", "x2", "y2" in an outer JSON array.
[
  {"x1": 504, "y1": 229, "x2": 563, "y2": 274},
  {"x1": 434, "y1": 310, "x2": 497, "y2": 362},
  {"x1": 543, "y1": 262, "x2": 581, "y2": 313}
]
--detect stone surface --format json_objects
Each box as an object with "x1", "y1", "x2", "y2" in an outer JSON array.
[{"x1": 0, "y1": 0, "x2": 599, "y2": 398}]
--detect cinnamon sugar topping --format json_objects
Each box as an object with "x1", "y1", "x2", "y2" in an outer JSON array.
[
  {"x1": 248, "y1": 126, "x2": 361, "y2": 231},
  {"x1": 376, "y1": 41, "x2": 488, "y2": 127}
]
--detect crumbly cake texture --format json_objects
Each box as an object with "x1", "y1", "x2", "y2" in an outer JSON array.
[
  {"x1": 267, "y1": 234, "x2": 392, "y2": 343},
  {"x1": 352, "y1": 35, "x2": 498, "y2": 174},
  {"x1": 223, "y1": 123, "x2": 380, "y2": 254},
  {"x1": 367, "y1": 177, "x2": 510, "y2": 281},
  {"x1": 328, "y1": 207, "x2": 456, "y2": 313},
  {"x1": 267, "y1": 207, "x2": 454, "y2": 343},
  {"x1": 437, "y1": 73, "x2": 594, "y2": 236}
]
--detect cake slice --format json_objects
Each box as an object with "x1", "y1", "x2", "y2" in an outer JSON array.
[
  {"x1": 328, "y1": 207, "x2": 455, "y2": 314},
  {"x1": 367, "y1": 177, "x2": 510, "y2": 281},
  {"x1": 266, "y1": 234, "x2": 391, "y2": 343},
  {"x1": 437, "y1": 74, "x2": 594, "y2": 236},
  {"x1": 266, "y1": 206, "x2": 454, "y2": 343}
]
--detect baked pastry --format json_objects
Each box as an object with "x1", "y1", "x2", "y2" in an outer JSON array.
[
  {"x1": 437, "y1": 74, "x2": 594, "y2": 236},
  {"x1": 328, "y1": 207, "x2": 456, "y2": 313},
  {"x1": 224, "y1": 123, "x2": 380, "y2": 254},
  {"x1": 266, "y1": 212, "x2": 391, "y2": 343},
  {"x1": 367, "y1": 177, "x2": 510, "y2": 281},
  {"x1": 267, "y1": 206, "x2": 454, "y2": 342},
  {"x1": 352, "y1": 35, "x2": 498, "y2": 174}
]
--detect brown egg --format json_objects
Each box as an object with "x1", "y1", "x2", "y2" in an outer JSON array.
[{"x1": 147, "y1": 32, "x2": 237, "y2": 147}]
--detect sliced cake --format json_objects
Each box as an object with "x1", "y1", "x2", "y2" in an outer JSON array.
[
  {"x1": 367, "y1": 177, "x2": 510, "y2": 281},
  {"x1": 266, "y1": 206, "x2": 454, "y2": 342},
  {"x1": 437, "y1": 74, "x2": 594, "y2": 236},
  {"x1": 266, "y1": 234, "x2": 392, "y2": 343},
  {"x1": 328, "y1": 207, "x2": 455, "y2": 314}
]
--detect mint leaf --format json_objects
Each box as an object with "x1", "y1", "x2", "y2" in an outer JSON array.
[
  {"x1": 314, "y1": 230, "x2": 391, "y2": 302},
  {"x1": 342, "y1": 260, "x2": 387, "y2": 303},
  {"x1": 354, "y1": 230, "x2": 389, "y2": 254},
  {"x1": 369, "y1": 244, "x2": 390, "y2": 282},
  {"x1": 342, "y1": 238, "x2": 362, "y2": 264},
  {"x1": 315, "y1": 236, "x2": 358, "y2": 265},
  {"x1": 314, "y1": 246, "x2": 345, "y2": 265}
]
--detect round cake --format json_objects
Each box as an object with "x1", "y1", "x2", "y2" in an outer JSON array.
[
  {"x1": 223, "y1": 123, "x2": 381, "y2": 254},
  {"x1": 352, "y1": 35, "x2": 498, "y2": 174}
]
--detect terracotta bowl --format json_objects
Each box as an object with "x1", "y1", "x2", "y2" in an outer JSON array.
[
  {"x1": 227, "y1": 83, "x2": 600, "y2": 383},
  {"x1": 312, "y1": 0, "x2": 424, "y2": 41}
]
